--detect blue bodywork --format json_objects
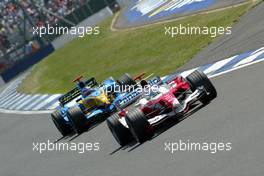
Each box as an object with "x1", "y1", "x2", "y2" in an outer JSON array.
[
  {"x1": 56, "y1": 76, "x2": 162, "y2": 128},
  {"x1": 56, "y1": 77, "x2": 118, "y2": 125}
]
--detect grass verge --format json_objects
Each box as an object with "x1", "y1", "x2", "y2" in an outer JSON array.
[{"x1": 18, "y1": 3, "x2": 252, "y2": 94}]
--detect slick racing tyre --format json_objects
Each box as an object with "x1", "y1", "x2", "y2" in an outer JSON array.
[
  {"x1": 106, "y1": 113, "x2": 133, "y2": 146},
  {"x1": 186, "y1": 70, "x2": 217, "y2": 104},
  {"x1": 118, "y1": 73, "x2": 136, "y2": 89},
  {"x1": 51, "y1": 110, "x2": 72, "y2": 136},
  {"x1": 125, "y1": 108, "x2": 153, "y2": 143},
  {"x1": 67, "y1": 106, "x2": 87, "y2": 134}
]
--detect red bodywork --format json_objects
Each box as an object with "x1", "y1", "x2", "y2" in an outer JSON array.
[
  {"x1": 118, "y1": 76, "x2": 190, "y2": 119},
  {"x1": 141, "y1": 76, "x2": 189, "y2": 118}
]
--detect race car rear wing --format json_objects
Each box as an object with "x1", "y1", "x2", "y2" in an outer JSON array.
[{"x1": 58, "y1": 77, "x2": 98, "y2": 106}]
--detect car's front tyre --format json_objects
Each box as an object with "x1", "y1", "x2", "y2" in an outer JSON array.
[
  {"x1": 107, "y1": 113, "x2": 133, "y2": 146},
  {"x1": 67, "y1": 106, "x2": 87, "y2": 134},
  {"x1": 186, "y1": 70, "x2": 217, "y2": 104},
  {"x1": 51, "y1": 110, "x2": 72, "y2": 136},
  {"x1": 125, "y1": 108, "x2": 153, "y2": 143}
]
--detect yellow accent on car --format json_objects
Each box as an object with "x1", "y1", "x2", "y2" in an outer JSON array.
[{"x1": 81, "y1": 90, "x2": 110, "y2": 110}]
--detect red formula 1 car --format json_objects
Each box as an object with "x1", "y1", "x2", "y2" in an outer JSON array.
[{"x1": 107, "y1": 70, "x2": 217, "y2": 146}]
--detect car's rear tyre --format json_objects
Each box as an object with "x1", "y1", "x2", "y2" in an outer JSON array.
[
  {"x1": 51, "y1": 110, "x2": 72, "y2": 136},
  {"x1": 107, "y1": 113, "x2": 133, "y2": 146},
  {"x1": 186, "y1": 70, "x2": 217, "y2": 104},
  {"x1": 125, "y1": 108, "x2": 152, "y2": 143},
  {"x1": 118, "y1": 73, "x2": 136, "y2": 90},
  {"x1": 67, "y1": 106, "x2": 87, "y2": 134}
]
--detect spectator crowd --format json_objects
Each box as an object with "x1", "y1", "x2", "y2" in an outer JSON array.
[{"x1": 0, "y1": 0, "x2": 88, "y2": 57}]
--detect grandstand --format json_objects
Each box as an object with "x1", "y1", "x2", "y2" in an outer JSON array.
[{"x1": 0, "y1": 0, "x2": 118, "y2": 76}]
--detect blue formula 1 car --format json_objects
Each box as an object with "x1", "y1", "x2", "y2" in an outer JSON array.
[
  {"x1": 51, "y1": 73, "x2": 137, "y2": 136},
  {"x1": 51, "y1": 73, "x2": 162, "y2": 136}
]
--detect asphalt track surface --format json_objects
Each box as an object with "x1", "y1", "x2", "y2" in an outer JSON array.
[
  {"x1": 1, "y1": 2, "x2": 264, "y2": 176},
  {"x1": 0, "y1": 57, "x2": 263, "y2": 176}
]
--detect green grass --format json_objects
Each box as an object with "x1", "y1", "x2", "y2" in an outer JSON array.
[{"x1": 18, "y1": 3, "x2": 252, "y2": 94}]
